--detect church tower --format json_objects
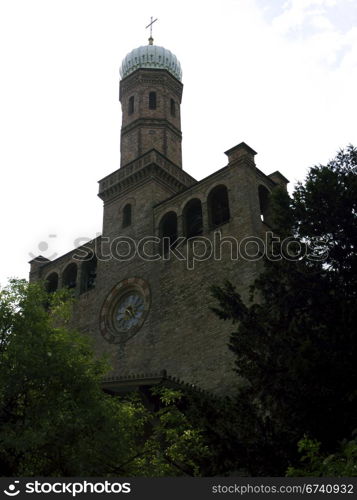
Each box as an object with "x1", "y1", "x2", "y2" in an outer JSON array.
[
  {"x1": 119, "y1": 39, "x2": 183, "y2": 168},
  {"x1": 29, "y1": 33, "x2": 289, "y2": 396},
  {"x1": 98, "y1": 37, "x2": 194, "y2": 242}
]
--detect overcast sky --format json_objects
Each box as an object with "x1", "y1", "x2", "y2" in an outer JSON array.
[{"x1": 0, "y1": 0, "x2": 356, "y2": 286}]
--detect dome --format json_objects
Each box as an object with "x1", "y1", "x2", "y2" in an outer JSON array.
[{"x1": 120, "y1": 44, "x2": 182, "y2": 81}]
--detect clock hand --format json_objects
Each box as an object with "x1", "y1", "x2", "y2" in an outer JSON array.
[{"x1": 126, "y1": 307, "x2": 134, "y2": 319}]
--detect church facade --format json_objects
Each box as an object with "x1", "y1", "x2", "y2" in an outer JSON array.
[{"x1": 29, "y1": 40, "x2": 288, "y2": 395}]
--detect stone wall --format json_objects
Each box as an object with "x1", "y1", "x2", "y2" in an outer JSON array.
[{"x1": 31, "y1": 145, "x2": 285, "y2": 395}]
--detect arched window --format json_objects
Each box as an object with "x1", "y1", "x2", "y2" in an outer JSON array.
[
  {"x1": 159, "y1": 211, "x2": 178, "y2": 254},
  {"x1": 45, "y1": 272, "x2": 58, "y2": 294},
  {"x1": 149, "y1": 91, "x2": 157, "y2": 110},
  {"x1": 128, "y1": 96, "x2": 134, "y2": 115},
  {"x1": 62, "y1": 263, "x2": 77, "y2": 290},
  {"x1": 170, "y1": 99, "x2": 176, "y2": 117},
  {"x1": 122, "y1": 204, "x2": 132, "y2": 228},
  {"x1": 80, "y1": 254, "x2": 97, "y2": 293},
  {"x1": 183, "y1": 199, "x2": 203, "y2": 238},
  {"x1": 208, "y1": 185, "x2": 230, "y2": 227},
  {"x1": 258, "y1": 185, "x2": 271, "y2": 223}
]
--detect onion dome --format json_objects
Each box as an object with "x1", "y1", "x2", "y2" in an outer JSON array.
[{"x1": 120, "y1": 43, "x2": 182, "y2": 81}]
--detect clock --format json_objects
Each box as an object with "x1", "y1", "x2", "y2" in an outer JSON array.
[
  {"x1": 115, "y1": 293, "x2": 145, "y2": 331},
  {"x1": 100, "y1": 278, "x2": 150, "y2": 344}
]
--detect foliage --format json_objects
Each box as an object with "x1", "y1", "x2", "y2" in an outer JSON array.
[
  {"x1": 287, "y1": 436, "x2": 357, "y2": 477},
  {"x1": 0, "y1": 279, "x2": 144, "y2": 475},
  {"x1": 292, "y1": 144, "x2": 357, "y2": 283},
  {"x1": 0, "y1": 279, "x2": 209, "y2": 476},
  {"x1": 129, "y1": 387, "x2": 211, "y2": 477},
  {"x1": 2, "y1": 145, "x2": 356, "y2": 477},
  {"x1": 211, "y1": 145, "x2": 357, "y2": 475}
]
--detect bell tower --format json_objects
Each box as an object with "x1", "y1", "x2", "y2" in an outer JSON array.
[{"x1": 119, "y1": 40, "x2": 183, "y2": 168}]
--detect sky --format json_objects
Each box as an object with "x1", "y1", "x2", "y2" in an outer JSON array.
[{"x1": 0, "y1": 0, "x2": 356, "y2": 286}]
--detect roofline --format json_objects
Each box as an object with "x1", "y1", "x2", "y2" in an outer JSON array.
[
  {"x1": 28, "y1": 255, "x2": 50, "y2": 265},
  {"x1": 269, "y1": 170, "x2": 290, "y2": 184},
  {"x1": 120, "y1": 66, "x2": 183, "y2": 85},
  {"x1": 153, "y1": 163, "x2": 231, "y2": 208},
  {"x1": 224, "y1": 141, "x2": 257, "y2": 157},
  {"x1": 154, "y1": 159, "x2": 284, "y2": 209},
  {"x1": 34, "y1": 235, "x2": 102, "y2": 269}
]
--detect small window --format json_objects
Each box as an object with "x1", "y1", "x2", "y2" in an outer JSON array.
[
  {"x1": 128, "y1": 96, "x2": 134, "y2": 115},
  {"x1": 62, "y1": 263, "x2": 77, "y2": 290},
  {"x1": 80, "y1": 254, "x2": 97, "y2": 293},
  {"x1": 258, "y1": 185, "x2": 271, "y2": 224},
  {"x1": 170, "y1": 99, "x2": 176, "y2": 117},
  {"x1": 183, "y1": 199, "x2": 203, "y2": 238},
  {"x1": 45, "y1": 272, "x2": 58, "y2": 294},
  {"x1": 159, "y1": 211, "x2": 178, "y2": 254},
  {"x1": 149, "y1": 91, "x2": 157, "y2": 110},
  {"x1": 208, "y1": 185, "x2": 230, "y2": 227},
  {"x1": 122, "y1": 203, "x2": 132, "y2": 228}
]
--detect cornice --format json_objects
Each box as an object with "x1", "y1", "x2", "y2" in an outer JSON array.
[
  {"x1": 102, "y1": 369, "x2": 211, "y2": 396},
  {"x1": 98, "y1": 149, "x2": 196, "y2": 203},
  {"x1": 121, "y1": 117, "x2": 182, "y2": 138},
  {"x1": 120, "y1": 68, "x2": 183, "y2": 100}
]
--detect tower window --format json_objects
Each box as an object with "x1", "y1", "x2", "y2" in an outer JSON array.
[
  {"x1": 122, "y1": 203, "x2": 132, "y2": 228},
  {"x1": 183, "y1": 199, "x2": 203, "y2": 238},
  {"x1": 128, "y1": 96, "x2": 134, "y2": 115},
  {"x1": 170, "y1": 99, "x2": 176, "y2": 117},
  {"x1": 208, "y1": 185, "x2": 230, "y2": 227},
  {"x1": 149, "y1": 91, "x2": 157, "y2": 110}
]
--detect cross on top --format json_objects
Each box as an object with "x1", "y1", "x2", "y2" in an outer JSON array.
[{"x1": 146, "y1": 16, "x2": 158, "y2": 45}]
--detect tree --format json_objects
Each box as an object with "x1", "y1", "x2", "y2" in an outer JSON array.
[
  {"x1": 129, "y1": 386, "x2": 212, "y2": 477},
  {"x1": 0, "y1": 279, "x2": 209, "y2": 476},
  {"x1": 0, "y1": 279, "x2": 144, "y2": 475},
  {"x1": 292, "y1": 145, "x2": 357, "y2": 285},
  {"x1": 287, "y1": 436, "x2": 357, "y2": 477},
  {"x1": 211, "y1": 145, "x2": 357, "y2": 475}
]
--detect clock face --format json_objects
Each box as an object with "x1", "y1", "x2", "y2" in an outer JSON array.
[
  {"x1": 100, "y1": 278, "x2": 150, "y2": 344},
  {"x1": 115, "y1": 293, "x2": 145, "y2": 330}
]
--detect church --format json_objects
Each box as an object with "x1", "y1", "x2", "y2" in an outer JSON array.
[{"x1": 29, "y1": 34, "x2": 288, "y2": 396}]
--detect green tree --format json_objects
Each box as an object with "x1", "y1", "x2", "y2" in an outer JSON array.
[
  {"x1": 211, "y1": 145, "x2": 357, "y2": 475},
  {"x1": 287, "y1": 436, "x2": 357, "y2": 477},
  {"x1": 0, "y1": 279, "x2": 209, "y2": 476},
  {"x1": 129, "y1": 387, "x2": 212, "y2": 476},
  {"x1": 292, "y1": 144, "x2": 357, "y2": 283}
]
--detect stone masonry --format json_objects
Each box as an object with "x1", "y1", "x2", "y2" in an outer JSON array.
[{"x1": 29, "y1": 44, "x2": 288, "y2": 396}]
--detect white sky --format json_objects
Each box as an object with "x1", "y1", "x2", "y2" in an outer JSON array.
[{"x1": 0, "y1": 0, "x2": 356, "y2": 286}]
